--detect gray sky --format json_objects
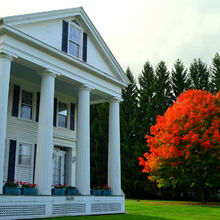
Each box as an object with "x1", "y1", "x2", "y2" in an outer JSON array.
[{"x1": 1, "y1": 0, "x2": 220, "y2": 78}]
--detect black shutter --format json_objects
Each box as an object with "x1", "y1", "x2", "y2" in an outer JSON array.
[
  {"x1": 33, "y1": 144, "x2": 37, "y2": 183},
  {"x1": 62, "y1": 20, "x2": 69, "y2": 52},
  {"x1": 70, "y1": 103, "x2": 75, "y2": 130},
  {"x1": 12, "y1": 85, "x2": 20, "y2": 117},
  {"x1": 53, "y1": 98, "x2": 57, "y2": 127},
  {"x1": 36, "y1": 92, "x2": 40, "y2": 122},
  {"x1": 7, "y1": 140, "x2": 16, "y2": 181},
  {"x1": 83, "y1": 32, "x2": 87, "y2": 62}
]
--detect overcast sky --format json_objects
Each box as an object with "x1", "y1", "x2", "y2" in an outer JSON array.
[{"x1": 1, "y1": 0, "x2": 220, "y2": 78}]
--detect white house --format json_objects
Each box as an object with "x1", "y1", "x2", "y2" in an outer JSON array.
[{"x1": 0, "y1": 7, "x2": 129, "y2": 219}]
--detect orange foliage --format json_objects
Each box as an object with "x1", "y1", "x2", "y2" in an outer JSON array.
[{"x1": 139, "y1": 90, "x2": 220, "y2": 182}]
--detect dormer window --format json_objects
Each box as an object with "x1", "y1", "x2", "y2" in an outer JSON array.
[
  {"x1": 62, "y1": 20, "x2": 87, "y2": 62},
  {"x1": 69, "y1": 25, "x2": 81, "y2": 58}
]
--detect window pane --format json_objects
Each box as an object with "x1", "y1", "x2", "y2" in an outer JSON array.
[
  {"x1": 58, "y1": 115, "x2": 67, "y2": 128},
  {"x1": 21, "y1": 105, "x2": 32, "y2": 119},
  {"x1": 22, "y1": 90, "x2": 33, "y2": 105},
  {"x1": 19, "y1": 155, "x2": 31, "y2": 165},
  {"x1": 69, "y1": 42, "x2": 79, "y2": 58},
  {"x1": 58, "y1": 102, "x2": 67, "y2": 116},
  {"x1": 21, "y1": 90, "x2": 33, "y2": 119},
  {"x1": 18, "y1": 144, "x2": 32, "y2": 166},
  {"x1": 20, "y1": 145, "x2": 32, "y2": 155},
  {"x1": 69, "y1": 26, "x2": 81, "y2": 44}
]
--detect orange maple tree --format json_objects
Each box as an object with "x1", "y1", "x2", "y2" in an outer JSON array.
[{"x1": 139, "y1": 90, "x2": 220, "y2": 201}]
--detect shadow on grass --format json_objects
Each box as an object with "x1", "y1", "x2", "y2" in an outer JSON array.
[{"x1": 43, "y1": 213, "x2": 170, "y2": 220}]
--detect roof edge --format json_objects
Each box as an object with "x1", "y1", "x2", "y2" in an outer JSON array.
[{"x1": 1, "y1": 7, "x2": 83, "y2": 26}]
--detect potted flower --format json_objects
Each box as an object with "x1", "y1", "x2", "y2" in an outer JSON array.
[
  {"x1": 3, "y1": 180, "x2": 20, "y2": 195},
  {"x1": 91, "y1": 186, "x2": 103, "y2": 196},
  {"x1": 52, "y1": 184, "x2": 66, "y2": 195},
  {"x1": 102, "y1": 185, "x2": 112, "y2": 196},
  {"x1": 20, "y1": 182, "x2": 37, "y2": 195},
  {"x1": 66, "y1": 186, "x2": 78, "y2": 196}
]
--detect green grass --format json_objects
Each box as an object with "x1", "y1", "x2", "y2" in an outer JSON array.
[{"x1": 41, "y1": 200, "x2": 220, "y2": 220}]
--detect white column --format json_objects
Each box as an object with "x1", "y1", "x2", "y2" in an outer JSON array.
[
  {"x1": 0, "y1": 54, "x2": 12, "y2": 194},
  {"x1": 108, "y1": 97, "x2": 121, "y2": 195},
  {"x1": 35, "y1": 70, "x2": 55, "y2": 195},
  {"x1": 76, "y1": 85, "x2": 91, "y2": 195}
]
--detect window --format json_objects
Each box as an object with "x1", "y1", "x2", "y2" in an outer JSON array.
[
  {"x1": 69, "y1": 25, "x2": 81, "y2": 58},
  {"x1": 58, "y1": 102, "x2": 68, "y2": 128},
  {"x1": 20, "y1": 90, "x2": 33, "y2": 119},
  {"x1": 18, "y1": 143, "x2": 32, "y2": 166}
]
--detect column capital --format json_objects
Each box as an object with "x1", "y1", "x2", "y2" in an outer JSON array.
[
  {"x1": 109, "y1": 96, "x2": 123, "y2": 103},
  {"x1": 38, "y1": 69, "x2": 57, "y2": 78},
  {"x1": 0, "y1": 52, "x2": 13, "y2": 61},
  {"x1": 79, "y1": 84, "x2": 94, "y2": 92}
]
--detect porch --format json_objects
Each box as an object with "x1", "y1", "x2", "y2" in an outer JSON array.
[{"x1": 0, "y1": 194, "x2": 125, "y2": 219}]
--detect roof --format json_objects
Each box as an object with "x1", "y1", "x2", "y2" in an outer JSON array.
[{"x1": 0, "y1": 7, "x2": 130, "y2": 86}]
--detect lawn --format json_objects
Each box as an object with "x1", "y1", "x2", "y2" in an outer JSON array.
[{"x1": 41, "y1": 200, "x2": 220, "y2": 220}]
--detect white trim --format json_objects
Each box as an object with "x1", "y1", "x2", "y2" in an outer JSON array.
[
  {"x1": 15, "y1": 141, "x2": 34, "y2": 183},
  {"x1": 16, "y1": 84, "x2": 36, "y2": 122},
  {"x1": 0, "y1": 8, "x2": 129, "y2": 86},
  {"x1": 1, "y1": 37, "x2": 123, "y2": 98},
  {"x1": 67, "y1": 20, "x2": 83, "y2": 59},
  {"x1": 17, "y1": 142, "x2": 33, "y2": 168},
  {"x1": 0, "y1": 195, "x2": 125, "y2": 219}
]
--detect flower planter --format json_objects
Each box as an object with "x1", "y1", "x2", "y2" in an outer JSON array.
[
  {"x1": 91, "y1": 189, "x2": 102, "y2": 196},
  {"x1": 52, "y1": 188, "x2": 66, "y2": 196},
  {"x1": 3, "y1": 187, "x2": 20, "y2": 195},
  {"x1": 102, "y1": 190, "x2": 112, "y2": 196},
  {"x1": 21, "y1": 188, "x2": 37, "y2": 195},
  {"x1": 66, "y1": 189, "x2": 78, "y2": 196}
]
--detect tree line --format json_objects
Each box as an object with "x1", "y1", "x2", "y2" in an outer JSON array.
[{"x1": 90, "y1": 52, "x2": 220, "y2": 200}]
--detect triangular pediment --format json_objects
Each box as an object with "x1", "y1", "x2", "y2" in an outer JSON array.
[{"x1": 2, "y1": 8, "x2": 129, "y2": 86}]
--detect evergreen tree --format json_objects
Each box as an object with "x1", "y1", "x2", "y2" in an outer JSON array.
[
  {"x1": 121, "y1": 67, "x2": 138, "y2": 147},
  {"x1": 121, "y1": 67, "x2": 157, "y2": 198},
  {"x1": 210, "y1": 53, "x2": 220, "y2": 94},
  {"x1": 171, "y1": 59, "x2": 190, "y2": 100},
  {"x1": 90, "y1": 103, "x2": 109, "y2": 186},
  {"x1": 138, "y1": 61, "x2": 156, "y2": 140},
  {"x1": 121, "y1": 68, "x2": 138, "y2": 197},
  {"x1": 154, "y1": 61, "x2": 174, "y2": 115},
  {"x1": 189, "y1": 58, "x2": 210, "y2": 91}
]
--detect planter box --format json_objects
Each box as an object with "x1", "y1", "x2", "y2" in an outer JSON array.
[
  {"x1": 21, "y1": 188, "x2": 37, "y2": 195},
  {"x1": 66, "y1": 189, "x2": 78, "y2": 196},
  {"x1": 91, "y1": 189, "x2": 102, "y2": 196},
  {"x1": 102, "y1": 190, "x2": 112, "y2": 196},
  {"x1": 3, "y1": 187, "x2": 20, "y2": 195},
  {"x1": 52, "y1": 188, "x2": 66, "y2": 196}
]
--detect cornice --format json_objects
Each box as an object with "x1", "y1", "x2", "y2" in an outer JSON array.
[{"x1": 0, "y1": 23, "x2": 128, "y2": 88}]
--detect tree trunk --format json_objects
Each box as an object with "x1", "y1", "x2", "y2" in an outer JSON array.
[{"x1": 200, "y1": 187, "x2": 206, "y2": 203}]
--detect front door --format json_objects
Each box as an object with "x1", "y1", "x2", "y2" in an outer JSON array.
[{"x1": 53, "y1": 148, "x2": 66, "y2": 186}]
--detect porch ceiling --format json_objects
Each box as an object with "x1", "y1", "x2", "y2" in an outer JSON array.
[{"x1": 10, "y1": 60, "x2": 110, "y2": 103}]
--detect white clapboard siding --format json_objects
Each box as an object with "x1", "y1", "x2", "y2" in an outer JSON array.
[{"x1": 4, "y1": 79, "x2": 77, "y2": 183}]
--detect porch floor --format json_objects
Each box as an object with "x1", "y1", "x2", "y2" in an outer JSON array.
[{"x1": 0, "y1": 195, "x2": 125, "y2": 219}]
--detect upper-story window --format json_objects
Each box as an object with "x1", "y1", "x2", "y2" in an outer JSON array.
[
  {"x1": 69, "y1": 25, "x2": 81, "y2": 58},
  {"x1": 58, "y1": 102, "x2": 68, "y2": 128},
  {"x1": 62, "y1": 20, "x2": 87, "y2": 62},
  {"x1": 20, "y1": 90, "x2": 33, "y2": 120}
]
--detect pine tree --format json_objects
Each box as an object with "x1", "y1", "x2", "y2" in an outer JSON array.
[
  {"x1": 121, "y1": 67, "x2": 157, "y2": 198},
  {"x1": 154, "y1": 61, "x2": 174, "y2": 115},
  {"x1": 171, "y1": 59, "x2": 190, "y2": 100},
  {"x1": 120, "y1": 67, "x2": 140, "y2": 198},
  {"x1": 138, "y1": 61, "x2": 156, "y2": 139},
  {"x1": 90, "y1": 103, "x2": 109, "y2": 186},
  {"x1": 210, "y1": 53, "x2": 220, "y2": 94},
  {"x1": 189, "y1": 58, "x2": 210, "y2": 91}
]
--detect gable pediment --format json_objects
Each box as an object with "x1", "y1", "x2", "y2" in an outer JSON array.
[{"x1": 1, "y1": 8, "x2": 129, "y2": 86}]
